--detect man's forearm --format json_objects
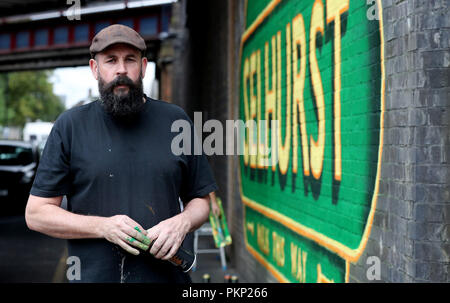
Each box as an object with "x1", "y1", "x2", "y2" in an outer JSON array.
[
  {"x1": 26, "y1": 203, "x2": 105, "y2": 239},
  {"x1": 26, "y1": 195, "x2": 153, "y2": 256},
  {"x1": 180, "y1": 195, "x2": 211, "y2": 233}
]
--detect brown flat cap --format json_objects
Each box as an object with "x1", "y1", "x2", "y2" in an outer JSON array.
[{"x1": 89, "y1": 24, "x2": 146, "y2": 56}]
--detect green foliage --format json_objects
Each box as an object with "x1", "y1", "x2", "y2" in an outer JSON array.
[{"x1": 0, "y1": 70, "x2": 66, "y2": 127}]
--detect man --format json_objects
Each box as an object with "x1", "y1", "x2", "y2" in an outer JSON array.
[{"x1": 25, "y1": 24, "x2": 218, "y2": 283}]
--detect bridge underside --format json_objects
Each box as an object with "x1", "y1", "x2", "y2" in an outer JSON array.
[
  {"x1": 0, "y1": 41, "x2": 160, "y2": 72},
  {"x1": 0, "y1": 1, "x2": 170, "y2": 72}
]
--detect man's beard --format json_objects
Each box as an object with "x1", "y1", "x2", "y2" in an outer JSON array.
[{"x1": 98, "y1": 73, "x2": 145, "y2": 120}]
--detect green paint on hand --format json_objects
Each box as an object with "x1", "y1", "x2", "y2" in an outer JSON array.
[
  {"x1": 134, "y1": 226, "x2": 151, "y2": 246},
  {"x1": 134, "y1": 226, "x2": 151, "y2": 245},
  {"x1": 127, "y1": 237, "x2": 136, "y2": 243},
  {"x1": 139, "y1": 243, "x2": 149, "y2": 251},
  {"x1": 142, "y1": 237, "x2": 151, "y2": 246}
]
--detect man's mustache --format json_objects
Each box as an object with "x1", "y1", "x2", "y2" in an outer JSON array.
[{"x1": 102, "y1": 75, "x2": 137, "y2": 92}]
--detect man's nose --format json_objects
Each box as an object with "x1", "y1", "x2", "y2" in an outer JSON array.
[{"x1": 116, "y1": 59, "x2": 127, "y2": 75}]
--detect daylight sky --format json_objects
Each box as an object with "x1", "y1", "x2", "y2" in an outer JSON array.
[{"x1": 50, "y1": 62, "x2": 156, "y2": 109}]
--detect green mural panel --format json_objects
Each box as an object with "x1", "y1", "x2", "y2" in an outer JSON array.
[
  {"x1": 245, "y1": 0, "x2": 273, "y2": 27},
  {"x1": 245, "y1": 206, "x2": 346, "y2": 282},
  {"x1": 239, "y1": 0, "x2": 384, "y2": 281}
]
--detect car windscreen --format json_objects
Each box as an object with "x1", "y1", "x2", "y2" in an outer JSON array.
[{"x1": 0, "y1": 145, "x2": 33, "y2": 166}]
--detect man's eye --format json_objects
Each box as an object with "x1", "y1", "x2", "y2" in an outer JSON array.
[
  {"x1": 126, "y1": 58, "x2": 135, "y2": 62},
  {"x1": 107, "y1": 59, "x2": 115, "y2": 63}
]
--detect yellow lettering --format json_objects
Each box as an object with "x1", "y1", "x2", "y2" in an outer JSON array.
[
  {"x1": 250, "y1": 51, "x2": 259, "y2": 169},
  {"x1": 309, "y1": 0, "x2": 326, "y2": 180},
  {"x1": 290, "y1": 243, "x2": 297, "y2": 277},
  {"x1": 246, "y1": 221, "x2": 255, "y2": 236},
  {"x1": 290, "y1": 243, "x2": 307, "y2": 282},
  {"x1": 292, "y1": 13, "x2": 309, "y2": 176},
  {"x1": 243, "y1": 0, "x2": 347, "y2": 185},
  {"x1": 255, "y1": 50, "x2": 265, "y2": 169},
  {"x1": 264, "y1": 36, "x2": 277, "y2": 171},
  {"x1": 243, "y1": 58, "x2": 250, "y2": 166},
  {"x1": 300, "y1": 248, "x2": 307, "y2": 282},
  {"x1": 272, "y1": 231, "x2": 285, "y2": 267},
  {"x1": 257, "y1": 223, "x2": 270, "y2": 256},
  {"x1": 326, "y1": 0, "x2": 349, "y2": 182},
  {"x1": 277, "y1": 25, "x2": 291, "y2": 175},
  {"x1": 317, "y1": 264, "x2": 334, "y2": 283}
]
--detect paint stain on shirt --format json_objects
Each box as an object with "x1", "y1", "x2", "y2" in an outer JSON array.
[{"x1": 145, "y1": 204, "x2": 155, "y2": 216}]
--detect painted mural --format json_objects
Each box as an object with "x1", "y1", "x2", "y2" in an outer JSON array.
[{"x1": 239, "y1": 0, "x2": 385, "y2": 282}]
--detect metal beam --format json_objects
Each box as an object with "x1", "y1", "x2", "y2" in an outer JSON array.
[
  {"x1": 0, "y1": 59, "x2": 91, "y2": 72},
  {"x1": 0, "y1": 48, "x2": 89, "y2": 63},
  {"x1": 0, "y1": 4, "x2": 168, "y2": 72},
  {"x1": 0, "y1": 42, "x2": 159, "y2": 72}
]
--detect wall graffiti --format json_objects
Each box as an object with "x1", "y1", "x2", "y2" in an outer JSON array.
[{"x1": 239, "y1": 0, "x2": 385, "y2": 282}]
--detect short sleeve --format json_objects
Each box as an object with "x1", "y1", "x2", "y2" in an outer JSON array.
[
  {"x1": 30, "y1": 117, "x2": 72, "y2": 197},
  {"x1": 179, "y1": 115, "x2": 218, "y2": 203}
]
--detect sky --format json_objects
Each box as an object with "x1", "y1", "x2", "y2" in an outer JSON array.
[{"x1": 50, "y1": 62, "x2": 156, "y2": 109}]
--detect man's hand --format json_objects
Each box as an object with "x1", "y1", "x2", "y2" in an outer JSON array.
[
  {"x1": 100, "y1": 215, "x2": 151, "y2": 256},
  {"x1": 211, "y1": 199, "x2": 221, "y2": 218},
  {"x1": 209, "y1": 192, "x2": 221, "y2": 218},
  {"x1": 145, "y1": 212, "x2": 191, "y2": 260}
]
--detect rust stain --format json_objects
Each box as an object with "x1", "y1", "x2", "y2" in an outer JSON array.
[{"x1": 145, "y1": 204, "x2": 155, "y2": 216}]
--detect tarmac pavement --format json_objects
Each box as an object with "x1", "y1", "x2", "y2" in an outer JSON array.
[{"x1": 0, "y1": 214, "x2": 67, "y2": 283}]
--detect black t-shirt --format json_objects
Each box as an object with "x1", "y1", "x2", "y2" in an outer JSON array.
[{"x1": 30, "y1": 96, "x2": 218, "y2": 283}]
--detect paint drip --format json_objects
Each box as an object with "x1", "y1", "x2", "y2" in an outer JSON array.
[
  {"x1": 120, "y1": 255, "x2": 126, "y2": 283},
  {"x1": 119, "y1": 253, "x2": 130, "y2": 283}
]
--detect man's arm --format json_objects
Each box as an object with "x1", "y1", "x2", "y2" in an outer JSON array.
[
  {"x1": 25, "y1": 194, "x2": 151, "y2": 255},
  {"x1": 145, "y1": 194, "x2": 210, "y2": 260}
]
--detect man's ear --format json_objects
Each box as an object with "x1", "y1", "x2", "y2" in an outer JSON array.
[
  {"x1": 141, "y1": 56, "x2": 148, "y2": 78},
  {"x1": 89, "y1": 58, "x2": 99, "y2": 80}
]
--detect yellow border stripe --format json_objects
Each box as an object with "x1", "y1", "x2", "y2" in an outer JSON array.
[
  {"x1": 345, "y1": 261, "x2": 350, "y2": 283},
  {"x1": 243, "y1": 205, "x2": 290, "y2": 282},
  {"x1": 242, "y1": 0, "x2": 282, "y2": 44},
  {"x1": 243, "y1": 197, "x2": 358, "y2": 260}
]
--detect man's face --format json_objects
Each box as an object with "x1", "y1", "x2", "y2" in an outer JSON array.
[{"x1": 89, "y1": 43, "x2": 148, "y2": 119}]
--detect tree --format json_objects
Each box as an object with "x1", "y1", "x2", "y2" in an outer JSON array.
[{"x1": 0, "y1": 70, "x2": 66, "y2": 127}]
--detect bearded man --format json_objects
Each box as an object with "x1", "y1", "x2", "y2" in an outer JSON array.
[{"x1": 25, "y1": 24, "x2": 217, "y2": 283}]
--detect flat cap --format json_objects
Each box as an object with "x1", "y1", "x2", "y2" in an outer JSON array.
[{"x1": 89, "y1": 24, "x2": 146, "y2": 56}]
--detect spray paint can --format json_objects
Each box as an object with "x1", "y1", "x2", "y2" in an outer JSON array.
[
  {"x1": 148, "y1": 240, "x2": 196, "y2": 273},
  {"x1": 224, "y1": 274, "x2": 232, "y2": 283},
  {"x1": 202, "y1": 273, "x2": 211, "y2": 283}
]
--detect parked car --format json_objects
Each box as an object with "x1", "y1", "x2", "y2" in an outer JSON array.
[
  {"x1": 23, "y1": 121, "x2": 53, "y2": 144},
  {"x1": 37, "y1": 138, "x2": 47, "y2": 157},
  {"x1": 0, "y1": 140, "x2": 40, "y2": 214}
]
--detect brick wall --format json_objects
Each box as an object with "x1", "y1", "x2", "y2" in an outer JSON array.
[{"x1": 349, "y1": 0, "x2": 449, "y2": 282}]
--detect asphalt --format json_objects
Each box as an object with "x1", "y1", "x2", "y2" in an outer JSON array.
[{"x1": 0, "y1": 214, "x2": 67, "y2": 283}]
